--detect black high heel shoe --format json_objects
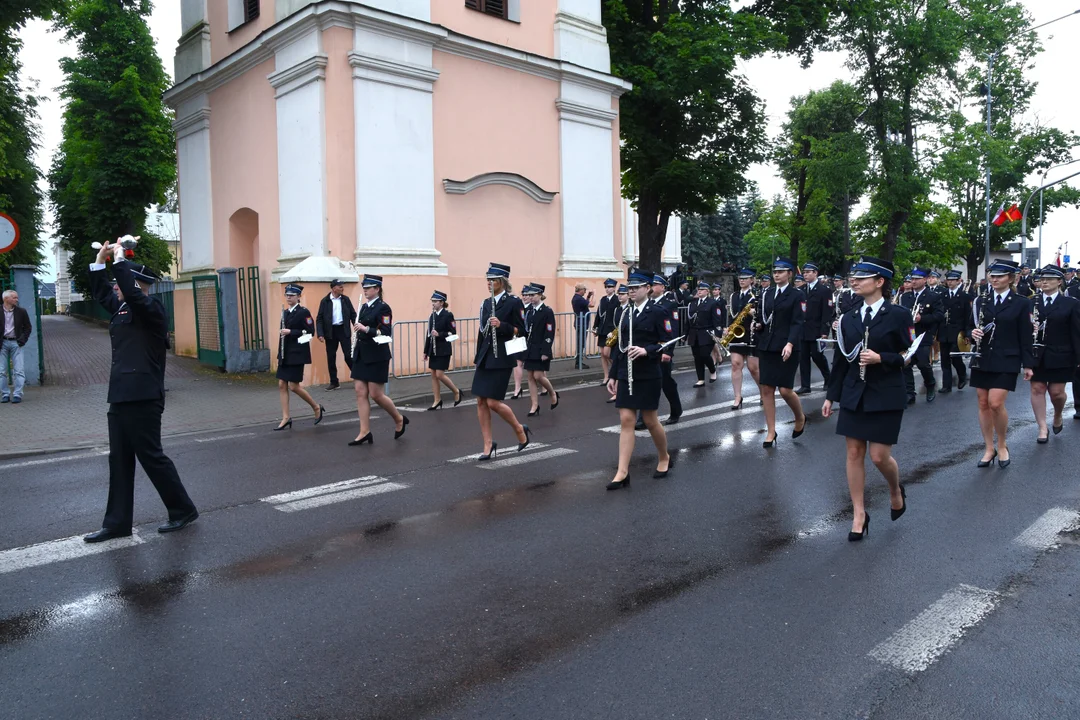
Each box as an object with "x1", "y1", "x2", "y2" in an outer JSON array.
[
  {"x1": 891, "y1": 486, "x2": 907, "y2": 521},
  {"x1": 1053, "y1": 422, "x2": 1064, "y2": 435},
  {"x1": 453, "y1": 391, "x2": 465, "y2": 407},
  {"x1": 517, "y1": 425, "x2": 532, "y2": 452},
  {"x1": 510, "y1": 390, "x2": 523, "y2": 400},
  {"x1": 792, "y1": 418, "x2": 806, "y2": 439},
  {"x1": 274, "y1": 418, "x2": 292, "y2": 431},
  {"x1": 977, "y1": 450, "x2": 998, "y2": 467},
  {"x1": 1037, "y1": 432, "x2": 1049, "y2": 444},
  {"x1": 848, "y1": 512, "x2": 870, "y2": 541},
  {"x1": 429, "y1": 401, "x2": 443, "y2": 411},
  {"x1": 314, "y1": 405, "x2": 326, "y2": 426},
  {"x1": 653, "y1": 457, "x2": 671, "y2": 479},
  {"x1": 550, "y1": 392, "x2": 560, "y2": 411},
  {"x1": 527, "y1": 406, "x2": 541, "y2": 417},
  {"x1": 348, "y1": 432, "x2": 373, "y2": 446},
  {"x1": 394, "y1": 415, "x2": 410, "y2": 440},
  {"x1": 606, "y1": 475, "x2": 630, "y2": 491},
  {"x1": 478, "y1": 442, "x2": 498, "y2": 461},
  {"x1": 731, "y1": 397, "x2": 743, "y2": 411},
  {"x1": 763, "y1": 433, "x2": 777, "y2": 449}
]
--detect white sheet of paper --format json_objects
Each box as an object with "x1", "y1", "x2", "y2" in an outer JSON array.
[
  {"x1": 445, "y1": 334, "x2": 459, "y2": 343},
  {"x1": 504, "y1": 336, "x2": 528, "y2": 355},
  {"x1": 903, "y1": 332, "x2": 926, "y2": 364},
  {"x1": 373, "y1": 335, "x2": 392, "y2": 345},
  {"x1": 297, "y1": 333, "x2": 312, "y2": 345}
]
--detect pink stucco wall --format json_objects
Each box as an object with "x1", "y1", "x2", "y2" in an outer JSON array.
[
  {"x1": 208, "y1": 0, "x2": 275, "y2": 66},
  {"x1": 323, "y1": 26, "x2": 357, "y2": 262},
  {"x1": 432, "y1": 1, "x2": 556, "y2": 58}
]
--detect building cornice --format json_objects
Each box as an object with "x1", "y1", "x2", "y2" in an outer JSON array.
[
  {"x1": 268, "y1": 53, "x2": 329, "y2": 97},
  {"x1": 348, "y1": 51, "x2": 440, "y2": 92},
  {"x1": 164, "y1": 0, "x2": 631, "y2": 109},
  {"x1": 443, "y1": 173, "x2": 557, "y2": 204},
  {"x1": 555, "y1": 99, "x2": 618, "y2": 128},
  {"x1": 173, "y1": 107, "x2": 212, "y2": 138}
]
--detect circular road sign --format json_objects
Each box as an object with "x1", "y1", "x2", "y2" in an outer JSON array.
[{"x1": 0, "y1": 212, "x2": 19, "y2": 255}]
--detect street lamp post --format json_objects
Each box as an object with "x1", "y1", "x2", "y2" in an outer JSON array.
[
  {"x1": 984, "y1": 9, "x2": 1080, "y2": 274},
  {"x1": 1035, "y1": 158, "x2": 1080, "y2": 264}
]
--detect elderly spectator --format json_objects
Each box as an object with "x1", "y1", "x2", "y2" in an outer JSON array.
[
  {"x1": 571, "y1": 283, "x2": 594, "y2": 369},
  {"x1": 1, "y1": 289, "x2": 31, "y2": 404}
]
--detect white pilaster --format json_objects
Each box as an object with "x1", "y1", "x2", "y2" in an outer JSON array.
[
  {"x1": 268, "y1": 25, "x2": 329, "y2": 272},
  {"x1": 557, "y1": 79, "x2": 620, "y2": 278},
  {"x1": 350, "y1": 20, "x2": 446, "y2": 275},
  {"x1": 174, "y1": 96, "x2": 214, "y2": 274},
  {"x1": 555, "y1": 0, "x2": 610, "y2": 73}
]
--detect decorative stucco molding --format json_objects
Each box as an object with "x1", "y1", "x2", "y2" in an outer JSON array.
[
  {"x1": 555, "y1": 99, "x2": 618, "y2": 129},
  {"x1": 442, "y1": 173, "x2": 558, "y2": 204},
  {"x1": 353, "y1": 246, "x2": 448, "y2": 276},
  {"x1": 173, "y1": 107, "x2": 212, "y2": 139},
  {"x1": 268, "y1": 53, "x2": 328, "y2": 97},
  {"x1": 348, "y1": 51, "x2": 440, "y2": 92}
]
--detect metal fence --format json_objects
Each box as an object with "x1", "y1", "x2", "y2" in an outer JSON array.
[
  {"x1": 238, "y1": 265, "x2": 265, "y2": 351},
  {"x1": 150, "y1": 279, "x2": 175, "y2": 336},
  {"x1": 390, "y1": 311, "x2": 602, "y2": 379},
  {"x1": 69, "y1": 298, "x2": 112, "y2": 323}
]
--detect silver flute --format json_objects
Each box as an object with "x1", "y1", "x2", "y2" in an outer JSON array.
[
  {"x1": 860, "y1": 325, "x2": 870, "y2": 381},
  {"x1": 350, "y1": 305, "x2": 359, "y2": 363},
  {"x1": 627, "y1": 303, "x2": 634, "y2": 396},
  {"x1": 489, "y1": 284, "x2": 498, "y2": 358},
  {"x1": 278, "y1": 305, "x2": 286, "y2": 362}
]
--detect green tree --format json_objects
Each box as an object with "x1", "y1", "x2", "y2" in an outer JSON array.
[
  {"x1": 852, "y1": 197, "x2": 967, "y2": 273},
  {"x1": 603, "y1": 0, "x2": 770, "y2": 272},
  {"x1": 743, "y1": 197, "x2": 793, "y2": 273},
  {"x1": 48, "y1": 0, "x2": 175, "y2": 295},
  {"x1": 0, "y1": 44, "x2": 46, "y2": 273}
]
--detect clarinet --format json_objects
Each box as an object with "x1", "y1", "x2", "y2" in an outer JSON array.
[
  {"x1": 860, "y1": 325, "x2": 870, "y2": 381},
  {"x1": 627, "y1": 303, "x2": 634, "y2": 396},
  {"x1": 971, "y1": 290, "x2": 988, "y2": 369},
  {"x1": 278, "y1": 305, "x2": 286, "y2": 362},
  {"x1": 488, "y1": 286, "x2": 498, "y2": 359}
]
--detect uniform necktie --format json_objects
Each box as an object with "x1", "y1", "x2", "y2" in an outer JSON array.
[
  {"x1": 1046, "y1": 297, "x2": 1053, "y2": 308},
  {"x1": 864, "y1": 306, "x2": 873, "y2": 325},
  {"x1": 996, "y1": 294, "x2": 1002, "y2": 306}
]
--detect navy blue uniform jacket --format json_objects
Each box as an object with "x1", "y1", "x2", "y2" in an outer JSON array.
[
  {"x1": 353, "y1": 298, "x2": 393, "y2": 366},
  {"x1": 756, "y1": 285, "x2": 804, "y2": 352},
  {"x1": 827, "y1": 302, "x2": 914, "y2": 412},
  {"x1": 475, "y1": 293, "x2": 527, "y2": 368},
  {"x1": 607, "y1": 300, "x2": 670, "y2": 382},
  {"x1": 967, "y1": 291, "x2": 1034, "y2": 374}
]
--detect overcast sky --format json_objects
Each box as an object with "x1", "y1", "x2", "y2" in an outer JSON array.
[{"x1": 18, "y1": 1, "x2": 1080, "y2": 281}]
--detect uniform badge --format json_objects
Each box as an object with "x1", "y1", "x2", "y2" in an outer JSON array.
[
  {"x1": 382, "y1": 315, "x2": 391, "y2": 324},
  {"x1": 672, "y1": 311, "x2": 678, "y2": 319},
  {"x1": 716, "y1": 307, "x2": 723, "y2": 316},
  {"x1": 664, "y1": 319, "x2": 672, "y2": 332},
  {"x1": 908, "y1": 327, "x2": 916, "y2": 342},
  {"x1": 520, "y1": 309, "x2": 526, "y2": 319},
  {"x1": 827, "y1": 299, "x2": 834, "y2": 307},
  {"x1": 305, "y1": 317, "x2": 313, "y2": 326},
  {"x1": 546, "y1": 323, "x2": 553, "y2": 331},
  {"x1": 800, "y1": 301, "x2": 807, "y2": 313},
  {"x1": 450, "y1": 321, "x2": 456, "y2": 329}
]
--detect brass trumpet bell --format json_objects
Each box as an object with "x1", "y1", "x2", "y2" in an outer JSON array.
[{"x1": 730, "y1": 325, "x2": 746, "y2": 339}]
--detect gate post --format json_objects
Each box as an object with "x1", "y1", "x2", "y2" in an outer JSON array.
[
  {"x1": 218, "y1": 267, "x2": 269, "y2": 372},
  {"x1": 10, "y1": 265, "x2": 41, "y2": 386}
]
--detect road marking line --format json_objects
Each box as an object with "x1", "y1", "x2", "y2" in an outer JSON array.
[
  {"x1": 194, "y1": 432, "x2": 256, "y2": 443},
  {"x1": 0, "y1": 530, "x2": 155, "y2": 575},
  {"x1": 448, "y1": 443, "x2": 551, "y2": 464},
  {"x1": 476, "y1": 447, "x2": 578, "y2": 469},
  {"x1": 260, "y1": 476, "x2": 386, "y2": 505},
  {"x1": 600, "y1": 392, "x2": 825, "y2": 436},
  {"x1": 1013, "y1": 507, "x2": 1080, "y2": 549},
  {"x1": 272, "y1": 482, "x2": 409, "y2": 513},
  {"x1": 0, "y1": 449, "x2": 109, "y2": 471},
  {"x1": 868, "y1": 584, "x2": 1001, "y2": 673}
]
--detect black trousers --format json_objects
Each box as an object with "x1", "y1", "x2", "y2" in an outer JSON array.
[
  {"x1": 800, "y1": 338, "x2": 830, "y2": 389},
  {"x1": 904, "y1": 345, "x2": 936, "y2": 397},
  {"x1": 103, "y1": 400, "x2": 197, "y2": 532},
  {"x1": 691, "y1": 345, "x2": 716, "y2": 381},
  {"x1": 939, "y1": 339, "x2": 968, "y2": 389},
  {"x1": 574, "y1": 316, "x2": 589, "y2": 364},
  {"x1": 325, "y1": 324, "x2": 354, "y2": 385},
  {"x1": 661, "y1": 359, "x2": 682, "y2": 417}
]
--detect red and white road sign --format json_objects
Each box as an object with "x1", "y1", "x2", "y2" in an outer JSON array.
[{"x1": 0, "y1": 212, "x2": 19, "y2": 255}]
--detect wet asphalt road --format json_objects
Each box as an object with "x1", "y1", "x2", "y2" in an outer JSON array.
[{"x1": 2, "y1": 367, "x2": 1079, "y2": 719}]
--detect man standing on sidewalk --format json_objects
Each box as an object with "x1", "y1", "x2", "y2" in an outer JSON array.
[
  {"x1": 571, "y1": 283, "x2": 594, "y2": 369},
  {"x1": 1, "y1": 289, "x2": 31, "y2": 404},
  {"x1": 316, "y1": 279, "x2": 356, "y2": 390},
  {"x1": 83, "y1": 240, "x2": 198, "y2": 543}
]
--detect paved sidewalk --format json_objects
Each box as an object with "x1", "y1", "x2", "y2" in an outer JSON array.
[{"x1": 3, "y1": 316, "x2": 672, "y2": 457}]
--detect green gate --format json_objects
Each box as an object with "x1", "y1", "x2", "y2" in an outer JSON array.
[
  {"x1": 192, "y1": 274, "x2": 225, "y2": 369},
  {"x1": 0, "y1": 270, "x2": 44, "y2": 383}
]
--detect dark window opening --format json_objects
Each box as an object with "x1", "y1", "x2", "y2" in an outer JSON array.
[
  {"x1": 465, "y1": 0, "x2": 508, "y2": 21},
  {"x1": 244, "y1": 0, "x2": 260, "y2": 24}
]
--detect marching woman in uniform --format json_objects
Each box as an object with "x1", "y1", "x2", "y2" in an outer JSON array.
[
  {"x1": 423, "y1": 290, "x2": 463, "y2": 410},
  {"x1": 595, "y1": 278, "x2": 619, "y2": 387},
  {"x1": 473, "y1": 263, "x2": 531, "y2": 459},
  {"x1": 605, "y1": 285, "x2": 630, "y2": 403},
  {"x1": 710, "y1": 283, "x2": 728, "y2": 367},
  {"x1": 275, "y1": 283, "x2": 325, "y2": 430},
  {"x1": 510, "y1": 284, "x2": 530, "y2": 400},
  {"x1": 605, "y1": 268, "x2": 671, "y2": 490},
  {"x1": 967, "y1": 260, "x2": 1033, "y2": 465},
  {"x1": 728, "y1": 268, "x2": 760, "y2": 410},
  {"x1": 349, "y1": 274, "x2": 409, "y2": 445},
  {"x1": 522, "y1": 284, "x2": 559, "y2": 416},
  {"x1": 754, "y1": 257, "x2": 807, "y2": 448},
  {"x1": 1027, "y1": 265, "x2": 1080, "y2": 444},
  {"x1": 822, "y1": 257, "x2": 912, "y2": 541},
  {"x1": 687, "y1": 281, "x2": 721, "y2": 387}
]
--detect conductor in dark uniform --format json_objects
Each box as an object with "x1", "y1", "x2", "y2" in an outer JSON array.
[
  {"x1": 754, "y1": 257, "x2": 807, "y2": 448},
  {"x1": 1016, "y1": 265, "x2": 1035, "y2": 298},
  {"x1": 522, "y1": 284, "x2": 559, "y2": 416},
  {"x1": 84, "y1": 240, "x2": 198, "y2": 543},
  {"x1": 899, "y1": 267, "x2": 944, "y2": 404},
  {"x1": 1029, "y1": 264, "x2": 1080, "y2": 442},
  {"x1": 822, "y1": 256, "x2": 913, "y2": 541},
  {"x1": 797, "y1": 262, "x2": 833, "y2": 394},
  {"x1": 649, "y1": 274, "x2": 683, "y2": 425},
  {"x1": 594, "y1": 278, "x2": 620, "y2": 384},
  {"x1": 605, "y1": 268, "x2": 672, "y2": 490},
  {"x1": 315, "y1": 279, "x2": 356, "y2": 390},
  {"x1": 686, "y1": 280, "x2": 721, "y2": 386},
  {"x1": 937, "y1": 270, "x2": 971, "y2": 392}
]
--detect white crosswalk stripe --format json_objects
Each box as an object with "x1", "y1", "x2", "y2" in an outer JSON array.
[
  {"x1": 1013, "y1": 507, "x2": 1080, "y2": 549},
  {"x1": 475, "y1": 447, "x2": 578, "y2": 470},
  {"x1": 260, "y1": 476, "x2": 408, "y2": 513},
  {"x1": 599, "y1": 391, "x2": 824, "y2": 436},
  {"x1": 0, "y1": 530, "x2": 156, "y2": 575},
  {"x1": 448, "y1": 443, "x2": 550, "y2": 463}
]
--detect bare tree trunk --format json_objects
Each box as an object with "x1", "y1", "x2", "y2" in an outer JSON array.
[{"x1": 636, "y1": 191, "x2": 667, "y2": 272}]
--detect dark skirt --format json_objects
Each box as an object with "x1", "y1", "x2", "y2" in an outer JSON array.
[
  {"x1": 523, "y1": 358, "x2": 551, "y2": 372},
  {"x1": 758, "y1": 349, "x2": 800, "y2": 389},
  {"x1": 969, "y1": 368, "x2": 1018, "y2": 392},
  {"x1": 428, "y1": 354, "x2": 451, "y2": 371},
  {"x1": 1031, "y1": 366, "x2": 1073, "y2": 384},
  {"x1": 615, "y1": 376, "x2": 662, "y2": 411},
  {"x1": 836, "y1": 402, "x2": 904, "y2": 446},
  {"x1": 471, "y1": 357, "x2": 513, "y2": 400},
  {"x1": 351, "y1": 359, "x2": 389, "y2": 384},
  {"x1": 728, "y1": 344, "x2": 756, "y2": 358},
  {"x1": 276, "y1": 363, "x2": 305, "y2": 383}
]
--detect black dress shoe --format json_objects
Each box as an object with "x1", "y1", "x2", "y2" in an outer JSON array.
[
  {"x1": 84, "y1": 528, "x2": 132, "y2": 543},
  {"x1": 454, "y1": 391, "x2": 465, "y2": 407},
  {"x1": 663, "y1": 415, "x2": 681, "y2": 426},
  {"x1": 907, "y1": 396, "x2": 917, "y2": 406},
  {"x1": 606, "y1": 476, "x2": 630, "y2": 491},
  {"x1": 1037, "y1": 433, "x2": 1049, "y2": 445},
  {"x1": 958, "y1": 378, "x2": 968, "y2": 390},
  {"x1": 926, "y1": 386, "x2": 936, "y2": 403},
  {"x1": 977, "y1": 450, "x2": 997, "y2": 467},
  {"x1": 1053, "y1": 423, "x2": 1064, "y2": 435},
  {"x1": 998, "y1": 456, "x2": 1011, "y2": 469},
  {"x1": 792, "y1": 419, "x2": 806, "y2": 439},
  {"x1": 848, "y1": 512, "x2": 869, "y2": 541},
  {"x1": 635, "y1": 420, "x2": 646, "y2": 431},
  {"x1": 550, "y1": 392, "x2": 560, "y2": 411},
  {"x1": 938, "y1": 387, "x2": 952, "y2": 394},
  {"x1": 314, "y1": 405, "x2": 326, "y2": 425},
  {"x1": 1073, "y1": 412, "x2": 1080, "y2": 420},
  {"x1": 158, "y1": 511, "x2": 198, "y2": 534},
  {"x1": 795, "y1": 387, "x2": 812, "y2": 395},
  {"x1": 891, "y1": 486, "x2": 907, "y2": 521},
  {"x1": 349, "y1": 433, "x2": 373, "y2": 446},
  {"x1": 394, "y1": 415, "x2": 410, "y2": 440}
]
